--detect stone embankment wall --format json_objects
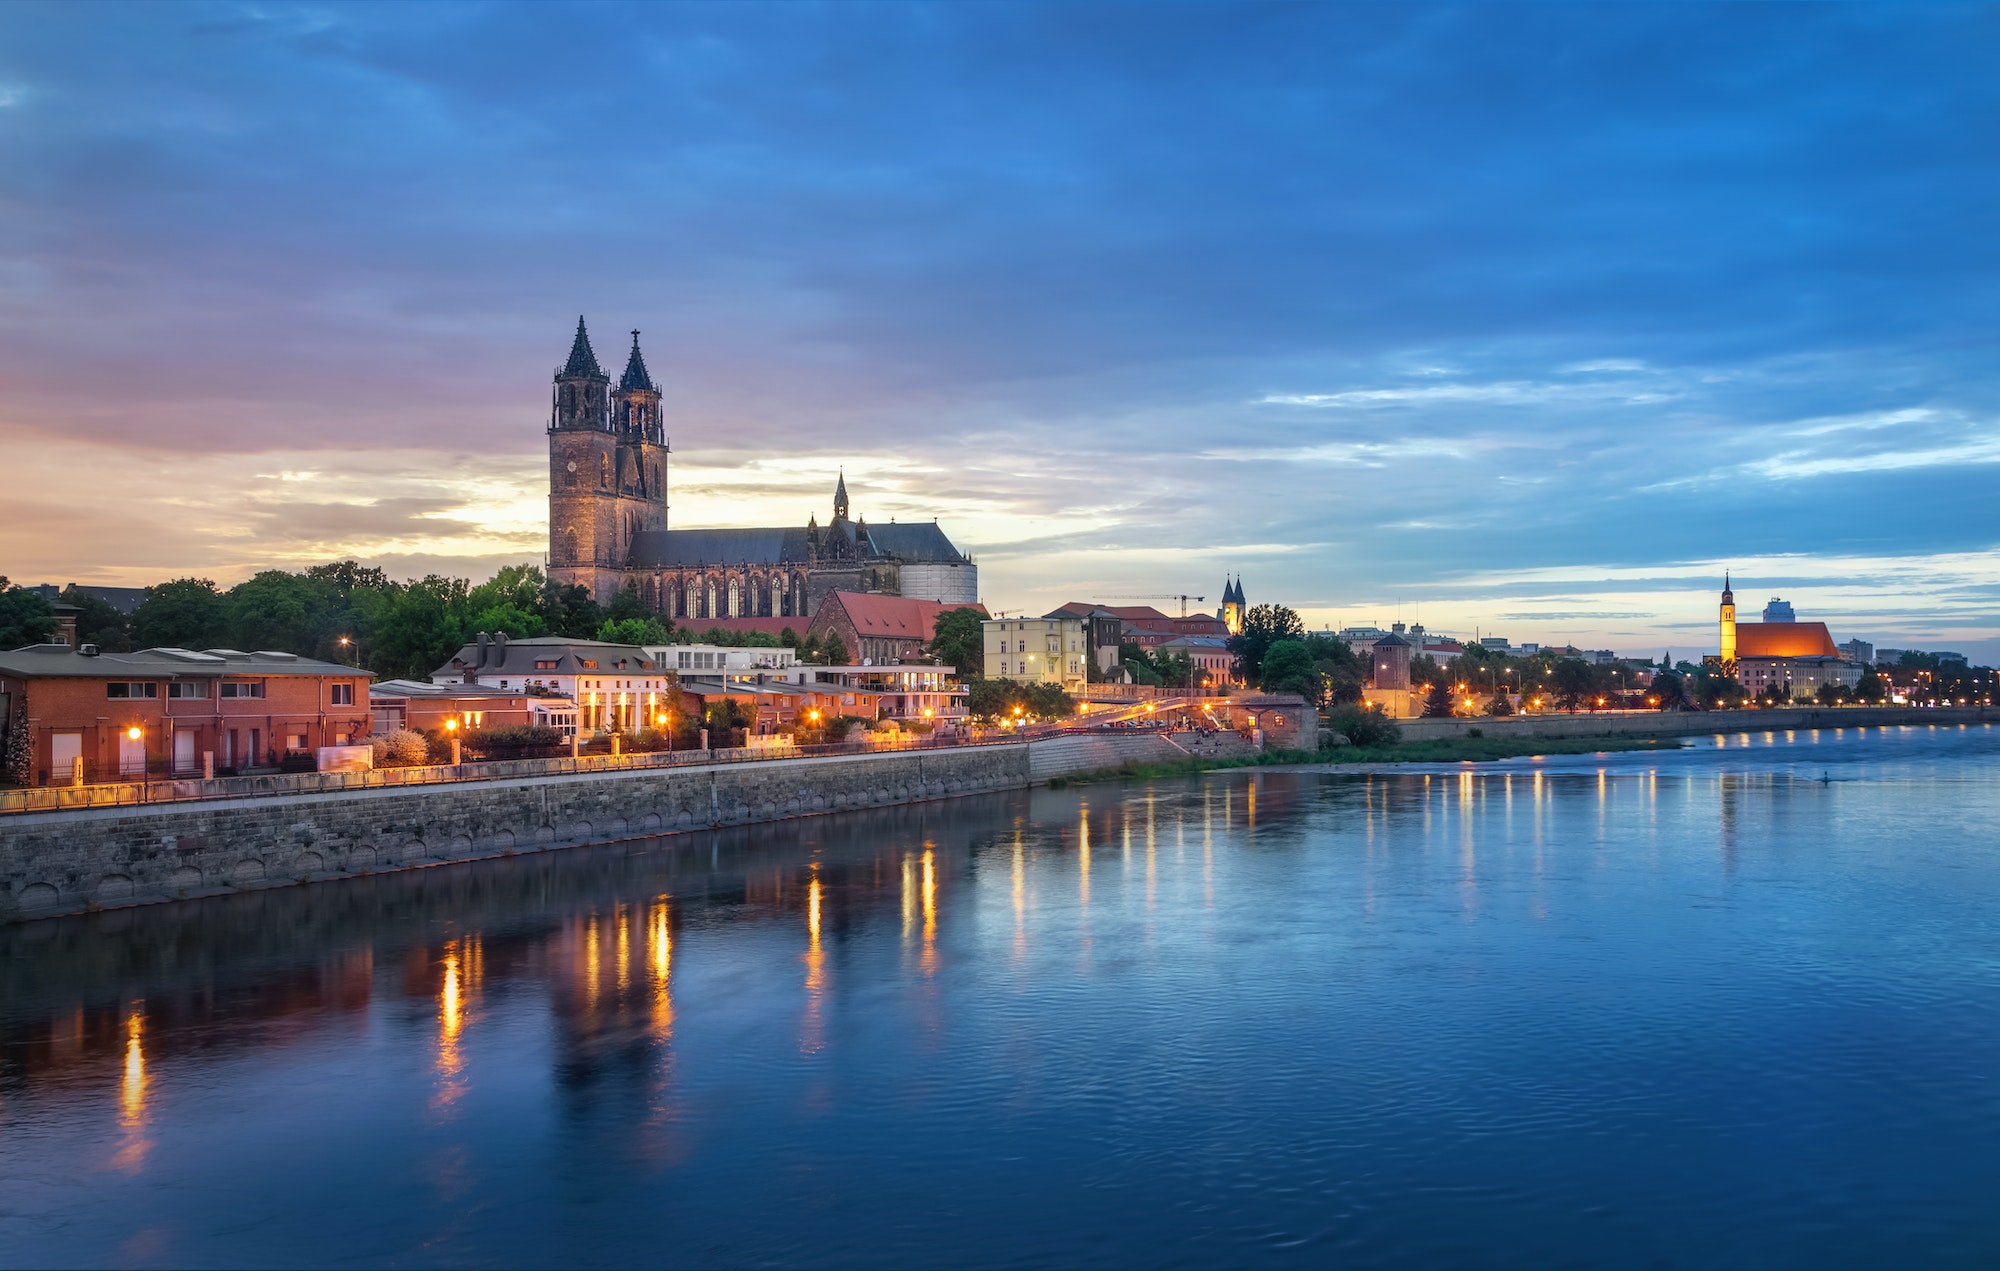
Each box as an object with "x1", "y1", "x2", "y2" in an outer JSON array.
[
  {"x1": 1392, "y1": 704, "x2": 1993, "y2": 743},
  {"x1": 1, "y1": 744, "x2": 1030, "y2": 923},
  {"x1": 1025, "y1": 732, "x2": 1187, "y2": 781}
]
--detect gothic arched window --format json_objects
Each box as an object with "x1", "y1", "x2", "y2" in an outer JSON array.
[
  {"x1": 600, "y1": 454, "x2": 609, "y2": 488},
  {"x1": 706, "y1": 581, "x2": 717, "y2": 619},
  {"x1": 727, "y1": 579, "x2": 740, "y2": 617},
  {"x1": 684, "y1": 582, "x2": 697, "y2": 619}
]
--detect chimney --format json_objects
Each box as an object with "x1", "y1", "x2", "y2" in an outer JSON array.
[
  {"x1": 52, "y1": 603, "x2": 80, "y2": 647},
  {"x1": 475, "y1": 631, "x2": 490, "y2": 668}
]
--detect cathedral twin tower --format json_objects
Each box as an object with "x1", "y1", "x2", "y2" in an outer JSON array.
[
  {"x1": 544, "y1": 317, "x2": 978, "y2": 620},
  {"x1": 546, "y1": 317, "x2": 669, "y2": 595}
]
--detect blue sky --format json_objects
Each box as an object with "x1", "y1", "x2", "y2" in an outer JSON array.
[{"x1": 2, "y1": 2, "x2": 1996, "y2": 659}]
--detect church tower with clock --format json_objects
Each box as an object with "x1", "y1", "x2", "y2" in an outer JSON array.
[{"x1": 547, "y1": 317, "x2": 670, "y2": 602}]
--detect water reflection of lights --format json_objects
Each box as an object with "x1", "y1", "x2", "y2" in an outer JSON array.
[
  {"x1": 120, "y1": 1009, "x2": 147, "y2": 1126},
  {"x1": 113, "y1": 1006, "x2": 152, "y2": 1172},
  {"x1": 1078, "y1": 809, "x2": 1091, "y2": 911},
  {"x1": 435, "y1": 938, "x2": 481, "y2": 1112},
  {"x1": 920, "y1": 847, "x2": 938, "y2": 975},
  {"x1": 1012, "y1": 828, "x2": 1027, "y2": 958},
  {"x1": 802, "y1": 875, "x2": 826, "y2": 1053},
  {"x1": 650, "y1": 899, "x2": 675, "y2": 1039}
]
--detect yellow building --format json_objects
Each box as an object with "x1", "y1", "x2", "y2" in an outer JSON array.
[{"x1": 983, "y1": 616, "x2": 1088, "y2": 692}]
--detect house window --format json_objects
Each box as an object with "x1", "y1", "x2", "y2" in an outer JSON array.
[
  {"x1": 286, "y1": 733, "x2": 309, "y2": 751},
  {"x1": 168, "y1": 681, "x2": 208, "y2": 699},
  {"x1": 220, "y1": 682, "x2": 265, "y2": 699},
  {"x1": 581, "y1": 660, "x2": 599, "y2": 670},
  {"x1": 534, "y1": 659, "x2": 559, "y2": 670},
  {"x1": 106, "y1": 682, "x2": 160, "y2": 699},
  {"x1": 330, "y1": 682, "x2": 355, "y2": 705}
]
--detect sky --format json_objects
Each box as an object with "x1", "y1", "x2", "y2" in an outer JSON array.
[{"x1": 1, "y1": 2, "x2": 1997, "y2": 660}]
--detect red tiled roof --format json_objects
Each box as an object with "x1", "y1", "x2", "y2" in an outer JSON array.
[
  {"x1": 1736, "y1": 622, "x2": 1839, "y2": 659},
  {"x1": 680, "y1": 616, "x2": 799, "y2": 639},
  {"x1": 825, "y1": 592, "x2": 987, "y2": 639},
  {"x1": 1057, "y1": 601, "x2": 1174, "y2": 623}
]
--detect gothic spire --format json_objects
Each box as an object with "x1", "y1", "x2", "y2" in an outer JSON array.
[
  {"x1": 619, "y1": 330, "x2": 655, "y2": 392},
  {"x1": 834, "y1": 468, "x2": 850, "y2": 519},
  {"x1": 558, "y1": 315, "x2": 604, "y2": 381}
]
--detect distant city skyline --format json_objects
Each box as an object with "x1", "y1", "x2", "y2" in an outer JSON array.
[{"x1": 2, "y1": 4, "x2": 1995, "y2": 661}]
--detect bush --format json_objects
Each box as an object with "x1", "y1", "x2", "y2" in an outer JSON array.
[
  {"x1": 1328, "y1": 704, "x2": 1399, "y2": 749},
  {"x1": 278, "y1": 750, "x2": 318, "y2": 773},
  {"x1": 372, "y1": 728, "x2": 431, "y2": 767}
]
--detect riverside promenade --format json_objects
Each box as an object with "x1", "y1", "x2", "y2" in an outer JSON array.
[{"x1": 0, "y1": 731, "x2": 1187, "y2": 922}]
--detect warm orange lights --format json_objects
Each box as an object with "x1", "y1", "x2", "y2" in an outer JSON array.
[
  {"x1": 444, "y1": 718, "x2": 459, "y2": 732},
  {"x1": 125, "y1": 726, "x2": 142, "y2": 741}
]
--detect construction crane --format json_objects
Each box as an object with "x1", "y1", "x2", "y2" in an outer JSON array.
[{"x1": 1095, "y1": 594, "x2": 1207, "y2": 617}]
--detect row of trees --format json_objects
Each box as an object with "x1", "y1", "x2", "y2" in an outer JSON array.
[{"x1": 0, "y1": 565, "x2": 867, "y2": 680}]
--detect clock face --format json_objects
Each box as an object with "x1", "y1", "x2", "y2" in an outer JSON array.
[{"x1": 566, "y1": 461, "x2": 577, "y2": 473}]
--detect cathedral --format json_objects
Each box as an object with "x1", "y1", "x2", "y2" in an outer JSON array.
[{"x1": 544, "y1": 318, "x2": 978, "y2": 620}]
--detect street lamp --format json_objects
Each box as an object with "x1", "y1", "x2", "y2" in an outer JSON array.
[{"x1": 444, "y1": 716, "x2": 461, "y2": 766}]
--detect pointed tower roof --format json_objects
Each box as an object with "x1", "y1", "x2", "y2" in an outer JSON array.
[
  {"x1": 619, "y1": 330, "x2": 655, "y2": 392},
  {"x1": 834, "y1": 469, "x2": 850, "y2": 519},
  {"x1": 1722, "y1": 571, "x2": 1734, "y2": 604},
  {"x1": 558, "y1": 316, "x2": 604, "y2": 381}
]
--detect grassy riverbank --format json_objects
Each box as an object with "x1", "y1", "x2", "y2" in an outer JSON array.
[{"x1": 1050, "y1": 734, "x2": 1684, "y2": 786}]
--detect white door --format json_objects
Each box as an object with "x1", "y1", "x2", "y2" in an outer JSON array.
[
  {"x1": 118, "y1": 734, "x2": 145, "y2": 777},
  {"x1": 51, "y1": 732, "x2": 82, "y2": 782},
  {"x1": 173, "y1": 730, "x2": 196, "y2": 774}
]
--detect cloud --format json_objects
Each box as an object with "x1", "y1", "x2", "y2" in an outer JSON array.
[{"x1": 0, "y1": 4, "x2": 1995, "y2": 660}]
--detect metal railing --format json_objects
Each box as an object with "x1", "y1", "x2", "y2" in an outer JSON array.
[{"x1": 0, "y1": 731, "x2": 1026, "y2": 816}]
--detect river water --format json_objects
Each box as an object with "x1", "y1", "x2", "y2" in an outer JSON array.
[{"x1": 3, "y1": 722, "x2": 1998, "y2": 1269}]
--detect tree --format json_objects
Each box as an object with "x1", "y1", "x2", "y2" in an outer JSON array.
[
  {"x1": 1328, "y1": 703, "x2": 1399, "y2": 748},
  {"x1": 1815, "y1": 682, "x2": 1842, "y2": 706},
  {"x1": 4, "y1": 706, "x2": 31, "y2": 785},
  {"x1": 1421, "y1": 679, "x2": 1454, "y2": 717},
  {"x1": 539, "y1": 580, "x2": 602, "y2": 639},
  {"x1": 597, "y1": 616, "x2": 671, "y2": 646},
  {"x1": 1699, "y1": 674, "x2": 1746, "y2": 710},
  {"x1": 819, "y1": 633, "x2": 849, "y2": 666},
  {"x1": 132, "y1": 578, "x2": 224, "y2": 650},
  {"x1": 1485, "y1": 686, "x2": 1514, "y2": 716},
  {"x1": 0, "y1": 578, "x2": 57, "y2": 651},
  {"x1": 56, "y1": 586, "x2": 133, "y2": 652},
  {"x1": 1855, "y1": 669, "x2": 1886, "y2": 703},
  {"x1": 605, "y1": 582, "x2": 651, "y2": 624},
  {"x1": 1228, "y1": 604, "x2": 1305, "y2": 683},
  {"x1": 1550, "y1": 659, "x2": 1596, "y2": 713},
  {"x1": 369, "y1": 575, "x2": 472, "y2": 680},
  {"x1": 1259, "y1": 639, "x2": 1321, "y2": 701},
  {"x1": 927, "y1": 607, "x2": 985, "y2": 675},
  {"x1": 223, "y1": 569, "x2": 335, "y2": 656},
  {"x1": 1651, "y1": 671, "x2": 1687, "y2": 711}
]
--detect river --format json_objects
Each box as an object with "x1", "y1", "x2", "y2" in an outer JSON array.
[{"x1": 3, "y1": 722, "x2": 1997, "y2": 1268}]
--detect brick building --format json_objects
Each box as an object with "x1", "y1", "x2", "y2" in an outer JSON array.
[
  {"x1": 545, "y1": 318, "x2": 977, "y2": 616},
  {"x1": 806, "y1": 591, "x2": 985, "y2": 666},
  {"x1": 0, "y1": 645, "x2": 368, "y2": 785}
]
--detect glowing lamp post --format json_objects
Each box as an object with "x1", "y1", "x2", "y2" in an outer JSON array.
[
  {"x1": 444, "y1": 717, "x2": 461, "y2": 766},
  {"x1": 127, "y1": 725, "x2": 146, "y2": 799}
]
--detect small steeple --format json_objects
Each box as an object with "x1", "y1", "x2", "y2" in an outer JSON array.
[
  {"x1": 619, "y1": 330, "x2": 654, "y2": 392},
  {"x1": 834, "y1": 469, "x2": 850, "y2": 520},
  {"x1": 1722, "y1": 571, "x2": 1734, "y2": 604},
  {"x1": 558, "y1": 315, "x2": 604, "y2": 381}
]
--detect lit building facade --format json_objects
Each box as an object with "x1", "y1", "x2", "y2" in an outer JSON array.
[{"x1": 983, "y1": 617, "x2": 1088, "y2": 691}]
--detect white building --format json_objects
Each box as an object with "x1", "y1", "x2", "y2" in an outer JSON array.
[{"x1": 430, "y1": 635, "x2": 673, "y2": 733}]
